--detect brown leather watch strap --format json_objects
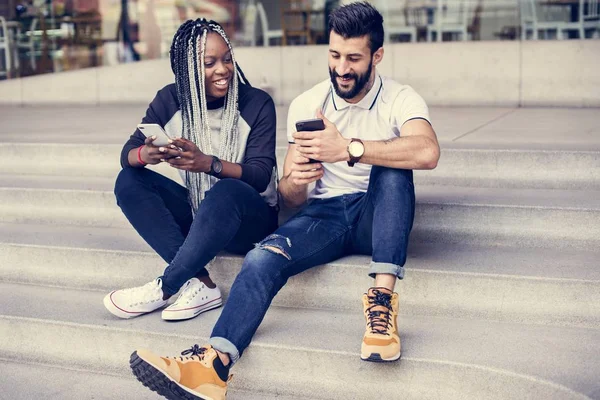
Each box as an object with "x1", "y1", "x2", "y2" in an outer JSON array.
[{"x1": 347, "y1": 138, "x2": 365, "y2": 167}]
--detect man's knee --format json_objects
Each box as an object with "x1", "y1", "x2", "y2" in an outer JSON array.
[
  {"x1": 240, "y1": 235, "x2": 293, "y2": 279},
  {"x1": 255, "y1": 233, "x2": 293, "y2": 260},
  {"x1": 370, "y1": 167, "x2": 414, "y2": 192},
  {"x1": 240, "y1": 248, "x2": 280, "y2": 281}
]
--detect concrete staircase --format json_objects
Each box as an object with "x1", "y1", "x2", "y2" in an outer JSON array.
[{"x1": 0, "y1": 105, "x2": 599, "y2": 400}]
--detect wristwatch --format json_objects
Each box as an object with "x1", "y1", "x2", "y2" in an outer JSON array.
[
  {"x1": 209, "y1": 156, "x2": 223, "y2": 176},
  {"x1": 347, "y1": 138, "x2": 365, "y2": 167}
]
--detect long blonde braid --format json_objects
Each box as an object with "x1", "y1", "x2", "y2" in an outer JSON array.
[{"x1": 170, "y1": 18, "x2": 249, "y2": 213}]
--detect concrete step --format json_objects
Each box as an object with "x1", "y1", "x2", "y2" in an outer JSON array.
[
  {"x1": 0, "y1": 222, "x2": 151, "y2": 252},
  {"x1": 0, "y1": 104, "x2": 287, "y2": 145},
  {"x1": 0, "y1": 360, "x2": 308, "y2": 400},
  {"x1": 0, "y1": 282, "x2": 596, "y2": 399},
  {"x1": 2, "y1": 106, "x2": 599, "y2": 152},
  {"x1": 0, "y1": 173, "x2": 116, "y2": 191},
  {"x1": 2, "y1": 221, "x2": 599, "y2": 280},
  {"x1": 416, "y1": 148, "x2": 600, "y2": 190},
  {"x1": 0, "y1": 104, "x2": 146, "y2": 144},
  {"x1": 0, "y1": 143, "x2": 122, "y2": 177},
  {"x1": 413, "y1": 185, "x2": 600, "y2": 249},
  {"x1": 0, "y1": 360, "x2": 158, "y2": 400},
  {"x1": 0, "y1": 180, "x2": 598, "y2": 249},
  {"x1": 0, "y1": 186, "x2": 129, "y2": 228},
  {"x1": 0, "y1": 143, "x2": 182, "y2": 184},
  {"x1": 1, "y1": 223, "x2": 599, "y2": 327},
  {"x1": 3, "y1": 143, "x2": 599, "y2": 190}
]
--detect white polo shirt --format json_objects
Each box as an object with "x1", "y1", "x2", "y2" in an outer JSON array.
[{"x1": 287, "y1": 72, "x2": 431, "y2": 200}]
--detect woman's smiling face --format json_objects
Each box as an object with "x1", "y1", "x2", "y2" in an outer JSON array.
[{"x1": 202, "y1": 32, "x2": 234, "y2": 102}]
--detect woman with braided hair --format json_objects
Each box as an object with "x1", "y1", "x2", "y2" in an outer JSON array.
[{"x1": 104, "y1": 18, "x2": 279, "y2": 322}]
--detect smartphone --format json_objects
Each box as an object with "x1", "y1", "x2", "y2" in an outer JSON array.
[
  {"x1": 296, "y1": 118, "x2": 325, "y2": 133},
  {"x1": 295, "y1": 118, "x2": 325, "y2": 163},
  {"x1": 137, "y1": 123, "x2": 172, "y2": 147}
]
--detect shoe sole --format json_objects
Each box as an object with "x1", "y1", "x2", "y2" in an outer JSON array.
[
  {"x1": 361, "y1": 352, "x2": 402, "y2": 362},
  {"x1": 130, "y1": 351, "x2": 215, "y2": 400},
  {"x1": 161, "y1": 298, "x2": 223, "y2": 321},
  {"x1": 103, "y1": 292, "x2": 165, "y2": 319}
]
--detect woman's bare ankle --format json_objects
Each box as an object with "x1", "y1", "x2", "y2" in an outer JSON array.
[{"x1": 196, "y1": 274, "x2": 217, "y2": 289}]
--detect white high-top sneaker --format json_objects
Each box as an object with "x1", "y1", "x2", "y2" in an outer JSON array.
[
  {"x1": 162, "y1": 278, "x2": 222, "y2": 321},
  {"x1": 103, "y1": 278, "x2": 168, "y2": 319}
]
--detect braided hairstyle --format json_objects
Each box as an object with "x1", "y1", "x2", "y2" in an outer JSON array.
[{"x1": 169, "y1": 18, "x2": 251, "y2": 213}]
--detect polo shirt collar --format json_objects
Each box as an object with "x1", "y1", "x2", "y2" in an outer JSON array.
[{"x1": 330, "y1": 72, "x2": 383, "y2": 111}]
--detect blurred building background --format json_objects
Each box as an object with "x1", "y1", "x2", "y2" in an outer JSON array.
[
  {"x1": 0, "y1": 8, "x2": 598, "y2": 397},
  {"x1": 0, "y1": 0, "x2": 598, "y2": 79}
]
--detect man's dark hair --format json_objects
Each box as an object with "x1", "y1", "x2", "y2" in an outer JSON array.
[{"x1": 328, "y1": 1, "x2": 384, "y2": 53}]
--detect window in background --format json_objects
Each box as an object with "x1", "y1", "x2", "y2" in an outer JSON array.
[{"x1": 1, "y1": 0, "x2": 598, "y2": 81}]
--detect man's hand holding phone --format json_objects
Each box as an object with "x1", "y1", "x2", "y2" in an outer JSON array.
[
  {"x1": 292, "y1": 110, "x2": 349, "y2": 164},
  {"x1": 289, "y1": 148, "x2": 323, "y2": 186}
]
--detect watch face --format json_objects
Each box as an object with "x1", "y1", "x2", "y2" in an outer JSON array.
[
  {"x1": 212, "y1": 158, "x2": 223, "y2": 174},
  {"x1": 349, "y1": 141, "x2": 365, "y2": 157}
]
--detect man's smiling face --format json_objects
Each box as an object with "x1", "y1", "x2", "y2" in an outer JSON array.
[{"x1": 328, "y1": 31, "x2": 379, "y2": 102}]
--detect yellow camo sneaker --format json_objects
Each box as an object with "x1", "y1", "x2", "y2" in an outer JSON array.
[
  {"x1": 361, "y1": 287, "x2": 401, "y2": 362},
  {"x1": 130, "y1": 344, "x2": 230, "y2": 400}
]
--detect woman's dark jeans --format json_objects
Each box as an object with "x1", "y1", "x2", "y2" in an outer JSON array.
[{"x1": 114, "y1": 168, "x2": 278, "y2": 295}]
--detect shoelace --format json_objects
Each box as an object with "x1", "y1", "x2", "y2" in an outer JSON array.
[
  {"x1": 173, "y1": 281, "x2": 204, "y2": 305},
  {"x1": 366, "y1": 290, "x2": 393, "y2": 335},
  {"x1": 178, "y1": 344, "x2": 207, "y2": 361},
  {"x1": 123, "y1": 279, "x2": 162, "y2": 305},
  {"x1": 123, "y1": 279, "x2": 160, "y2": 294}
]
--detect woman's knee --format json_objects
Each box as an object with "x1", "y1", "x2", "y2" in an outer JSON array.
[
  {"x1": 115, "y1": 168, "x2": 140, "y2": 196},
  {"x1": 114, "y1": 167, "x2": 154, "y2": 204},
  {"x1": 207, "y1": 179, "x2": 254, "y2": 198},
  {"x1": 202, "y1": 179, "x2": 256, "y2": 208}
]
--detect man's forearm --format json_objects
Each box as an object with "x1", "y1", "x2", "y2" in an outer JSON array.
[
  {"x1": 360, "y1": 136, "x2": 439, "y2": 170},
  {"x1": 278, "y1": 175, "x2": 308, "y2": 208}
]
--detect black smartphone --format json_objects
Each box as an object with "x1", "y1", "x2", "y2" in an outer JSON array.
[
  {"x1": 295, "y1": 118, "x2": 325, "y2": 163},
  {"x1": 296, "y1": 118, "x2": 325, "y2": 132}
]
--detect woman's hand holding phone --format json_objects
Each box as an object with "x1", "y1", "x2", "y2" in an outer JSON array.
[
  {"x1": 165, "y1": 137, "x2": 213, "y2": 173},
  {"x1": 139, "y1": 136, "x2": 181, "y2": 165}
]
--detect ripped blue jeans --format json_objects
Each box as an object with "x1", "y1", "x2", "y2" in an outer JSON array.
[{"x1": 210, "y1": 166, "x2": 415, "y2": 363}]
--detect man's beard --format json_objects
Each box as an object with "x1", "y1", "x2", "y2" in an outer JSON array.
[{"x1": 329, "y1": 61, "x2": 373, "y2": 100}]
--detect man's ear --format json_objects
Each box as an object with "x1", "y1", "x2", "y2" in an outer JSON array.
[{"x1": 373, "y1": 47, "x2": 384, "y2": 66}]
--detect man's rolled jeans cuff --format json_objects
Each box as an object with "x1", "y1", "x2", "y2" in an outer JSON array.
[
  {"x1": 209, "y1": 337, "x2": 240, "y2": 365},
  {"x1": 368, "y1": 262, "x2": 404, "y2": 280}
]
